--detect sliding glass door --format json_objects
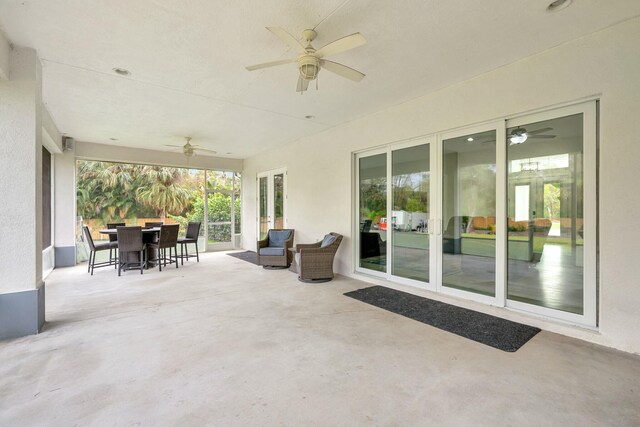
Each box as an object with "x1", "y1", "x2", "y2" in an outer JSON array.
[
  {"x1": 357, "y1": 151, "x2": 388, "y2": 275},
  {"x1": 440, "y1": 126, "x2": 501, "y2": 301},
  {"x1": 356, "y1": 140, "x2": 436, "y2": 287},
  {"x1": 353, "y1": 102, "x2": 596, "y2": 326},
  {"x1": 505, "y1": 103, "x2": 596, "y2": 324},
  {"x1": 391, "y1": 143, "x2": 433, "y2": 283}
]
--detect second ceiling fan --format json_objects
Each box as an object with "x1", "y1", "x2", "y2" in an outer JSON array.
[
  {"x1": 246, "y1": 27, "x2": 366, "y2": 92},
  {"x1": 165, "y1": 137, "x2": 217, "y2": 158}
]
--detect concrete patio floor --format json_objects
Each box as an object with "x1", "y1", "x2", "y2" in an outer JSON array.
[{"x1": 1, "y1": 252, "x2": 639, "y2": 426}]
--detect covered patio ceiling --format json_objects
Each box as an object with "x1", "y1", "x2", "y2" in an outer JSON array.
[{"x1": 1, "y1": 0, "x2": 639, "y2": 158}]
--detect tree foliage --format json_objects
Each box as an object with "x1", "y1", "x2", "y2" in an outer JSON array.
[{"x1": 76, "y1": 161, "x2": 241, "y2": 239}]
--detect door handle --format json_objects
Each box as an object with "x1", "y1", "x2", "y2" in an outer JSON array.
[{"x1": 434, "y1": 219, "x2": 442, "y2": 235}]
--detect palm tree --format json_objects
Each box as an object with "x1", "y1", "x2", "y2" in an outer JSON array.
[
  {"x1": 135, "y1": 166, "x2": 191, "y2": 220},
  {"x1": 76, "y1": 161, "x2": 137, "y2": 222}
]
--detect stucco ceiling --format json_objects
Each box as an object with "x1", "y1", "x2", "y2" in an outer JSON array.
[{"x1": 1, "y1": 0, "x2": 639, "y2": 159}]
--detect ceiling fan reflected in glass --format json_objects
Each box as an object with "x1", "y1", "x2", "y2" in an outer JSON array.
[
  {"x1": 509, "y1": 127, "x2": 556, "y2": 145},
  {"x1": 245, "y1": 27, "x2": 367, "y2": 93},
  {"x1": 164, "y1": 137, "x2": 217, "y2": 158}
]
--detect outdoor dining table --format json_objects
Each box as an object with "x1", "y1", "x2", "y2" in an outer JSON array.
[{"x1": 99, "y1": 227, "x2": 161, "y2": 268}]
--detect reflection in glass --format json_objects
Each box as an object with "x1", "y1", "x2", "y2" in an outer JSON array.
[
  {"x1": 273, "y1": 173, "x2": 284, "y2": 229},
  {"x1": 442, "y1": 130, "x2": 496, "y2": 296},
  {"x1": 392, "y1": 144, "x2": 430, "y2": 282},
  {"x1": 259, "y1": 176, "x2": 268, "y2": 240},
  {"x1": 507, "y1": 114, "x2": 584, "y2": 314},
  {"x1": 359, "y1": 154, "x2": 387, "y2": 272}
]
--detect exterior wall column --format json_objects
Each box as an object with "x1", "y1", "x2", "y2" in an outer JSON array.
[
  {"x1": 54, "y1": 148, "x2": 77, "y2": 267},
  {"x1": 0, "y1": 46, "x2": 45, "y2": 339}
]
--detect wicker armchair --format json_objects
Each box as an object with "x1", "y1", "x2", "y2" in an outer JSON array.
[
  {"x1": 257, "y1": 229, "x2": 295, "y2": 268},
  {"x1": 148, "y1": 224, "x2": 180, "y2": 271},
  {"x1": 294, "y1": 232, "x2": 343, "y2": 282}
]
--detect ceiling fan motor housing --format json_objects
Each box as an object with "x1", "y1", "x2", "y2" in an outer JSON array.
[{"x1": 298, "y1": 55, "x2": 319, "y2": 80}]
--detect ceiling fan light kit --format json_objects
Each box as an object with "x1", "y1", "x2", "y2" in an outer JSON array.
[
  {"x1": 299, "y1": 55, "x2": 320, "y2": 80},
  {"x1": 246, "y1": 27, "x2": 366, "y2": 92},
  {"x1": 509, "y1": 133, "x2": 528, "y2": 145},
  {"x1": 509, "y1": 127, "x2": 556, "y2": 145}
]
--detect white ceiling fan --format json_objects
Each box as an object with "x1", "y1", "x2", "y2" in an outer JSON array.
[
  {"x1": 164, "y1": 137, "x2": 217, "y2": 157},
  {"x1": 246, "y1": 27, "x2": 366, "y2": 92}
]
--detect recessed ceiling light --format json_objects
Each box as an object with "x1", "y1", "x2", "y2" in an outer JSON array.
[
  {"x1": 305, "y1": 115, "x2": 315, "y2": 119},
  {"x1": 467, "y1": 137, "x2": 474, "y2": 142},
  {"x1": 547, "y1": 0, "x2": 572, "y2": 12},
  {"x1": 112, "y1": 67, "x2": 131, "y2": 76}
]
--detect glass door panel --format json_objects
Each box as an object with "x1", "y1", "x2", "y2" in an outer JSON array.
[
  {"x1": 257, "y1": 169, "x2": 287, "y2": 240},
  {"x1": 442, "y1": 130, "x2": 497, "y2": 296},
  {"x1": 358, "y1": 153, "x2": 387, "y2": 273},
  {"x1": 233, "y1": 172, "x2": 242, "y2": 248},
  {"x1": 391, "y1": 144, "x2": 431, "y2": 282},
  {"x1": 259, "y1": 176, "x2": 268, "y2": 240},
  {"x1": 273, "y1": 173, "x2": 284, "y2": 229},
  {"x1": 507, "y1": 113, "x2": 585, "y2": 314}
]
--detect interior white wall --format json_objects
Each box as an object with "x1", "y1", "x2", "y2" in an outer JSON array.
[{"x1": 242, "y1": 18, "x2": 640, "y2": 354}]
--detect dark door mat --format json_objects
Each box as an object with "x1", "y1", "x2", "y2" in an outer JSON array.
[
  {"x1": 344, "y1": 286, "x2": 540, "y2": 352},
  {"x1": 227, "y1": 251, "x2": 257, "y2": 265}
]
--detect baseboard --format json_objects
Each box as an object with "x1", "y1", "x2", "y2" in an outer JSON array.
[
  {"x1": 0, "y1": 284, "x2": 46, "y2": 340},
  {"x1": 55, "y1": 246, "x2": 76, "y2": 267}
]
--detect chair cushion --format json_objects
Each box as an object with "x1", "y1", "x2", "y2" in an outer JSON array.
[
  {"x1": 268, "y1": 230, "x2": 292, "y2": 248},
  {"x1": 93, "y1": 240, "x2": 114, "y2": 251},
  {"x1": 178, "y1": 237, "x2": 197, "y2": 244},
  {"x1": 259, "y1": 247, "x2": 285, "y2": 256},
  {"x1": 320, "y1": 234, "x2": 336, "y2": 248}
]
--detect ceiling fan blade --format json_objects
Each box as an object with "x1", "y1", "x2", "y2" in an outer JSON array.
[
  {"x1": 316, "y1": 33, "x2": 366, "y2": 58},
  {"x1": 527, "y1": 127, "x2": 553, "y2": 135},
  {"x1": 320, "y1": 60, "x2": 365, "y2": 82},
  {"x1": 296, "y1": 76, "x2": 310, "y2": 92},
  {"x1": 194, "y1": 148, "x2": 217, "y2": 154},
  {"x1": 529, "y1": 135, "x2": 556, "y2": 139},
  {"x1": 266, "y1": 27, "x2": 307, "y2": 54},
  {"x1": 164, "y1": 144, "x2": 183, "y2": 148},
  {"x1": 246, "y1": 57, "x2": 297, "y2": 71}
]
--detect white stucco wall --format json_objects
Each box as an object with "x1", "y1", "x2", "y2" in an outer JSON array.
[
  {"x1": 0, "y1": 47, "x2": 43, "y2": 293},
  {"x1": 54, "y1": 150, "x2": 76, "y2": 248},
  {"x1": 242, "y1": 18, "x2": 640, "y2": 354}
]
